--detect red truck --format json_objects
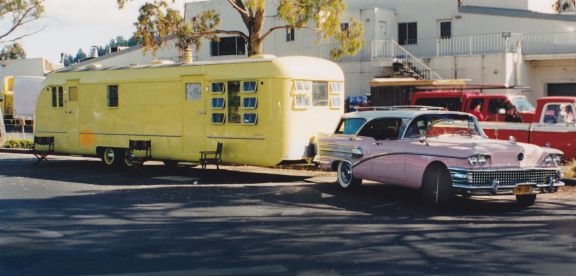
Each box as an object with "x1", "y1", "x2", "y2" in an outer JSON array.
[
  {"x1": 480, "y1": 96, "x2": 576, "y2": 160},
  {"x1": 410, "y1": 90, "x2": 536, "y2": 122}
]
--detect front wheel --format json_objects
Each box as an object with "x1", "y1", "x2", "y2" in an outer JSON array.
[
  {"x1": 337, "y1": 162, "x2": 362, "y2": 189},
  {"x1": 420, "y1": 163, "x2": 453, "y2": 206},
  {"x1": 516, "y1": 194, "x2": 536, "y2": 207}
]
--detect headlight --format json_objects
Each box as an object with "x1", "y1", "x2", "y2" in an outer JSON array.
[
  {"x1": 543, "y1": 154, "x2": 562, "y2": 166},
  {"x1": 468, "y1": 154, "x2": 490, "y2": 166}
]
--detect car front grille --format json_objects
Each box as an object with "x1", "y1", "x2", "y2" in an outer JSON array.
[{"x1": 451, "y1": 168, "x2": 560, "y2": 186}]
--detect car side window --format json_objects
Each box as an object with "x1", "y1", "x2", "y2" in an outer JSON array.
[{"x1": 358, "y1": 118, "x2": 401, "y2": 140}]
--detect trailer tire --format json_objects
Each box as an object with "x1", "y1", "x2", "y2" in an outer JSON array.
[{"x1": 102, "y1": 148, "x2": 125, "y2": 167}]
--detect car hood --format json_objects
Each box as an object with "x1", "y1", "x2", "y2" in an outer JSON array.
[{"x1": 422, "y1": 137, "x2": 562, "y2": 167}]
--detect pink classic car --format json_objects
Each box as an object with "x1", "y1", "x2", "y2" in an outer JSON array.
[{"x1": 315, "y1": 108, "x2": 565, "y2": 207}]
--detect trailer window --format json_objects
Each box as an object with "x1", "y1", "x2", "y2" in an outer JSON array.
[
  {"x1": 242, "y1": 81, "x2": 257, "y2": 93},
  {"x1": 211, "y1": 113, "x2": 225, "y2": 124},
  {"x1": 51, "y1": 86, "x2": 64, "y2": 108},
  {"x1": 330, "y1": 82, "x2": 343, "y2": 94},
  {"x1": 211, "y1": 82, "x2": 225, "y2": 93},
  {"x1": 242, "y1": 97, "x2": 257, "y2": 109},
  {"x1": 242, "y1": 113, "x2": 257, "y2": 125},
  {"x1": 228, "y1": 81, "x2": 241, "y2": 123},
  {"x1": 330, "y1": 96, "x2": 341, "y2": 109},
  {"x1": 293, "y1": 80, "x2": 312, "y2": 109},
  {"x1": 312, "y1": 82, "x2": 328, "y2": 106},
  {"x1": 185, "y1": 83, "x2": 202, "y2": 101},
  {"x1": 68, "y1": 86, "x2": 78, "y2": 102},
  {"x1": 107, "y1": 85, "x2": 119, "y2": 107},
  {"x1": 211, "y1": 98, "x2": 225, "y2": 109}
]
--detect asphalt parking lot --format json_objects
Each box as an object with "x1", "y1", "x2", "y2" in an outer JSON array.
[{"x1": 0, "y1": 152, "x2": 575, "y2": 275}]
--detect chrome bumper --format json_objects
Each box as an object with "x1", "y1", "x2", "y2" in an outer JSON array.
[{"x1": 449, "y1": 167, "x2": 564, "y2": 195}]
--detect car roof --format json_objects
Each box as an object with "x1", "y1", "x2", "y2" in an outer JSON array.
[{"x1": 341, "y1": 107, "x2": 473, "y2": 121}]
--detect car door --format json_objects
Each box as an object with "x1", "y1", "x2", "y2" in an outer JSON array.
[{"x1": 356, "y1": 118, "x2": 406, "y2": 184}]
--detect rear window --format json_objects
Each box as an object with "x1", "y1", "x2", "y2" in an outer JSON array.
[{"x1": 335, "y1": 118, "x2": 366, "y2": 135}]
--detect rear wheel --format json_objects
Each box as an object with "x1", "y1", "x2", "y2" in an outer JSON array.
[
  {"x1": 102, "y1": 148, "x2": 126, "y2": 167},
  {"x1": 420, "y1": 163, "x2": 453, "y2": 206},
  {"x1": 337, "y1": 161, "x2": 362, "y2": 189},
  {"x1": 516, "y1": 194, "x2": 536, "y2": 207}
]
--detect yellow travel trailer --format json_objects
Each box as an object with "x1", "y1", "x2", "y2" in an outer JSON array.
[{"x1": 34, "y1": 55, "x2": 345, "y2": 167}]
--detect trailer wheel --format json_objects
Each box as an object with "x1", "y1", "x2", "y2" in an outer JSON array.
[{"x1": 102, "y1": 148, "x2": 124, "y2": 167}]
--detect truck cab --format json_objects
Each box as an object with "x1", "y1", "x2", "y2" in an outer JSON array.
[{"x1": 410, "y1": 90, "x2": 535, "y2": 122}]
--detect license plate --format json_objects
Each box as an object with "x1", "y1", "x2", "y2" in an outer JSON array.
[{"x1": 513, "y1": 185, "x2": 532, "y2": 195}]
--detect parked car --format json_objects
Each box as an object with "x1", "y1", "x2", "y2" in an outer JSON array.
[
  {"x1": 315, "y1": 107, "x2": 564, "y2": 207},
  {"x1": 410, "y1": 90, "x2": 535, "y2": 122},
  {"x1": 481, "y1": 96, "x2": 576, "y2": 160}
]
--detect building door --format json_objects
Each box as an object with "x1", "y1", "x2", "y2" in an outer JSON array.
[
  {"x1": 376, "y1": 21, "x2": 387, "y2": 40},
  {"x1": 182, "y1": 76, "x2": 207, "y2": 156},
  {"x1": 548, "y1": 83, "x2": 576, "y2": 96}
]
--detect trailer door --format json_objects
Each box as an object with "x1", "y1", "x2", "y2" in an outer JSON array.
[
  {"x1": 64, "y1": 80, "x2": 79, "y2": 149},
  {"x1": 182, "y1": 77, "x2": 206, "y2": 155}
]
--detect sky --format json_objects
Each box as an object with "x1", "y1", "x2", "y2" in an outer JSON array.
[{"x1": 13, "y1": 0, "x2": 187, "y2": 64}]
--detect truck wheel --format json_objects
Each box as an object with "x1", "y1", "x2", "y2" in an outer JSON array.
[
  {"x1": 337, "y1": 161, "x2": 362, "y2": 189},
  {"x1": 516, "y1": 194, "x2": 536, "y2": 207},
  {"x1": 102, "y1": 148, "x2": 125, "y2": 167},
  {"x1": 420, "y1": 163, "x2": 453, "y2": 206}
]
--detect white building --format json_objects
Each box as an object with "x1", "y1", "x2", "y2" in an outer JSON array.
[
  {"x1": 175, "y1": 0, "x2": 576, "y2": 105},
  {"x1": 73, "y1": 0, "x2": 576, "y2": 106}
]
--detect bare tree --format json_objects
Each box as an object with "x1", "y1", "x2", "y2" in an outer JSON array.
[{"x1": 0, "y1": 0, "x2": 45, "y2": 44}]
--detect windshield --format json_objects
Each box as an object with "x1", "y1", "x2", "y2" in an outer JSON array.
[
  {"x1": 335, "y1": 118, "x2": 366, "y2": 135},
  {"x1": 403, "y1": 113, "x2": 485, "y2": 139},
  {"x1": 510, "y1": 96, "x2": 535, "y2": 112}
]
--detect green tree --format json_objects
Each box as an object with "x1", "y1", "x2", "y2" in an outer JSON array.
[
  {"x1": 74, "y1": 49, "x2": 87, "y2": 62},
  {"x1": 118, "y1": 0, "x2": 364, "y2": 60},
  {"x1": 0, "y1": 0, "x2": 45, "y2": 43},
  {"x1": 0, "y1": 42, "x2": 26, "y2": 59},
  {"x1": 552, "y1": 0, "x2": 576, "y2": 13}
]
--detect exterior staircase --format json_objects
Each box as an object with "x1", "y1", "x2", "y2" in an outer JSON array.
[{"x1": 386, "y1": 40, "x2": 443, "y2": 80}]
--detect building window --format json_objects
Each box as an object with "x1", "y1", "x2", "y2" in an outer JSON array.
[
  {"x1": 211, "y1": 36, "x2": 246, "y2": 56},
  {"x1": 286, "y1": 28, "x2": 295, "y2": 41},
  {"x1": 107, "y1": 85, "x2": 119, "y2": 107},
  {"x1": 398, "y1": 22, "x2": 417, "y2": 45},
  {"x1": 440, "y1": 21, "x2": 452, "y2": 39}
]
